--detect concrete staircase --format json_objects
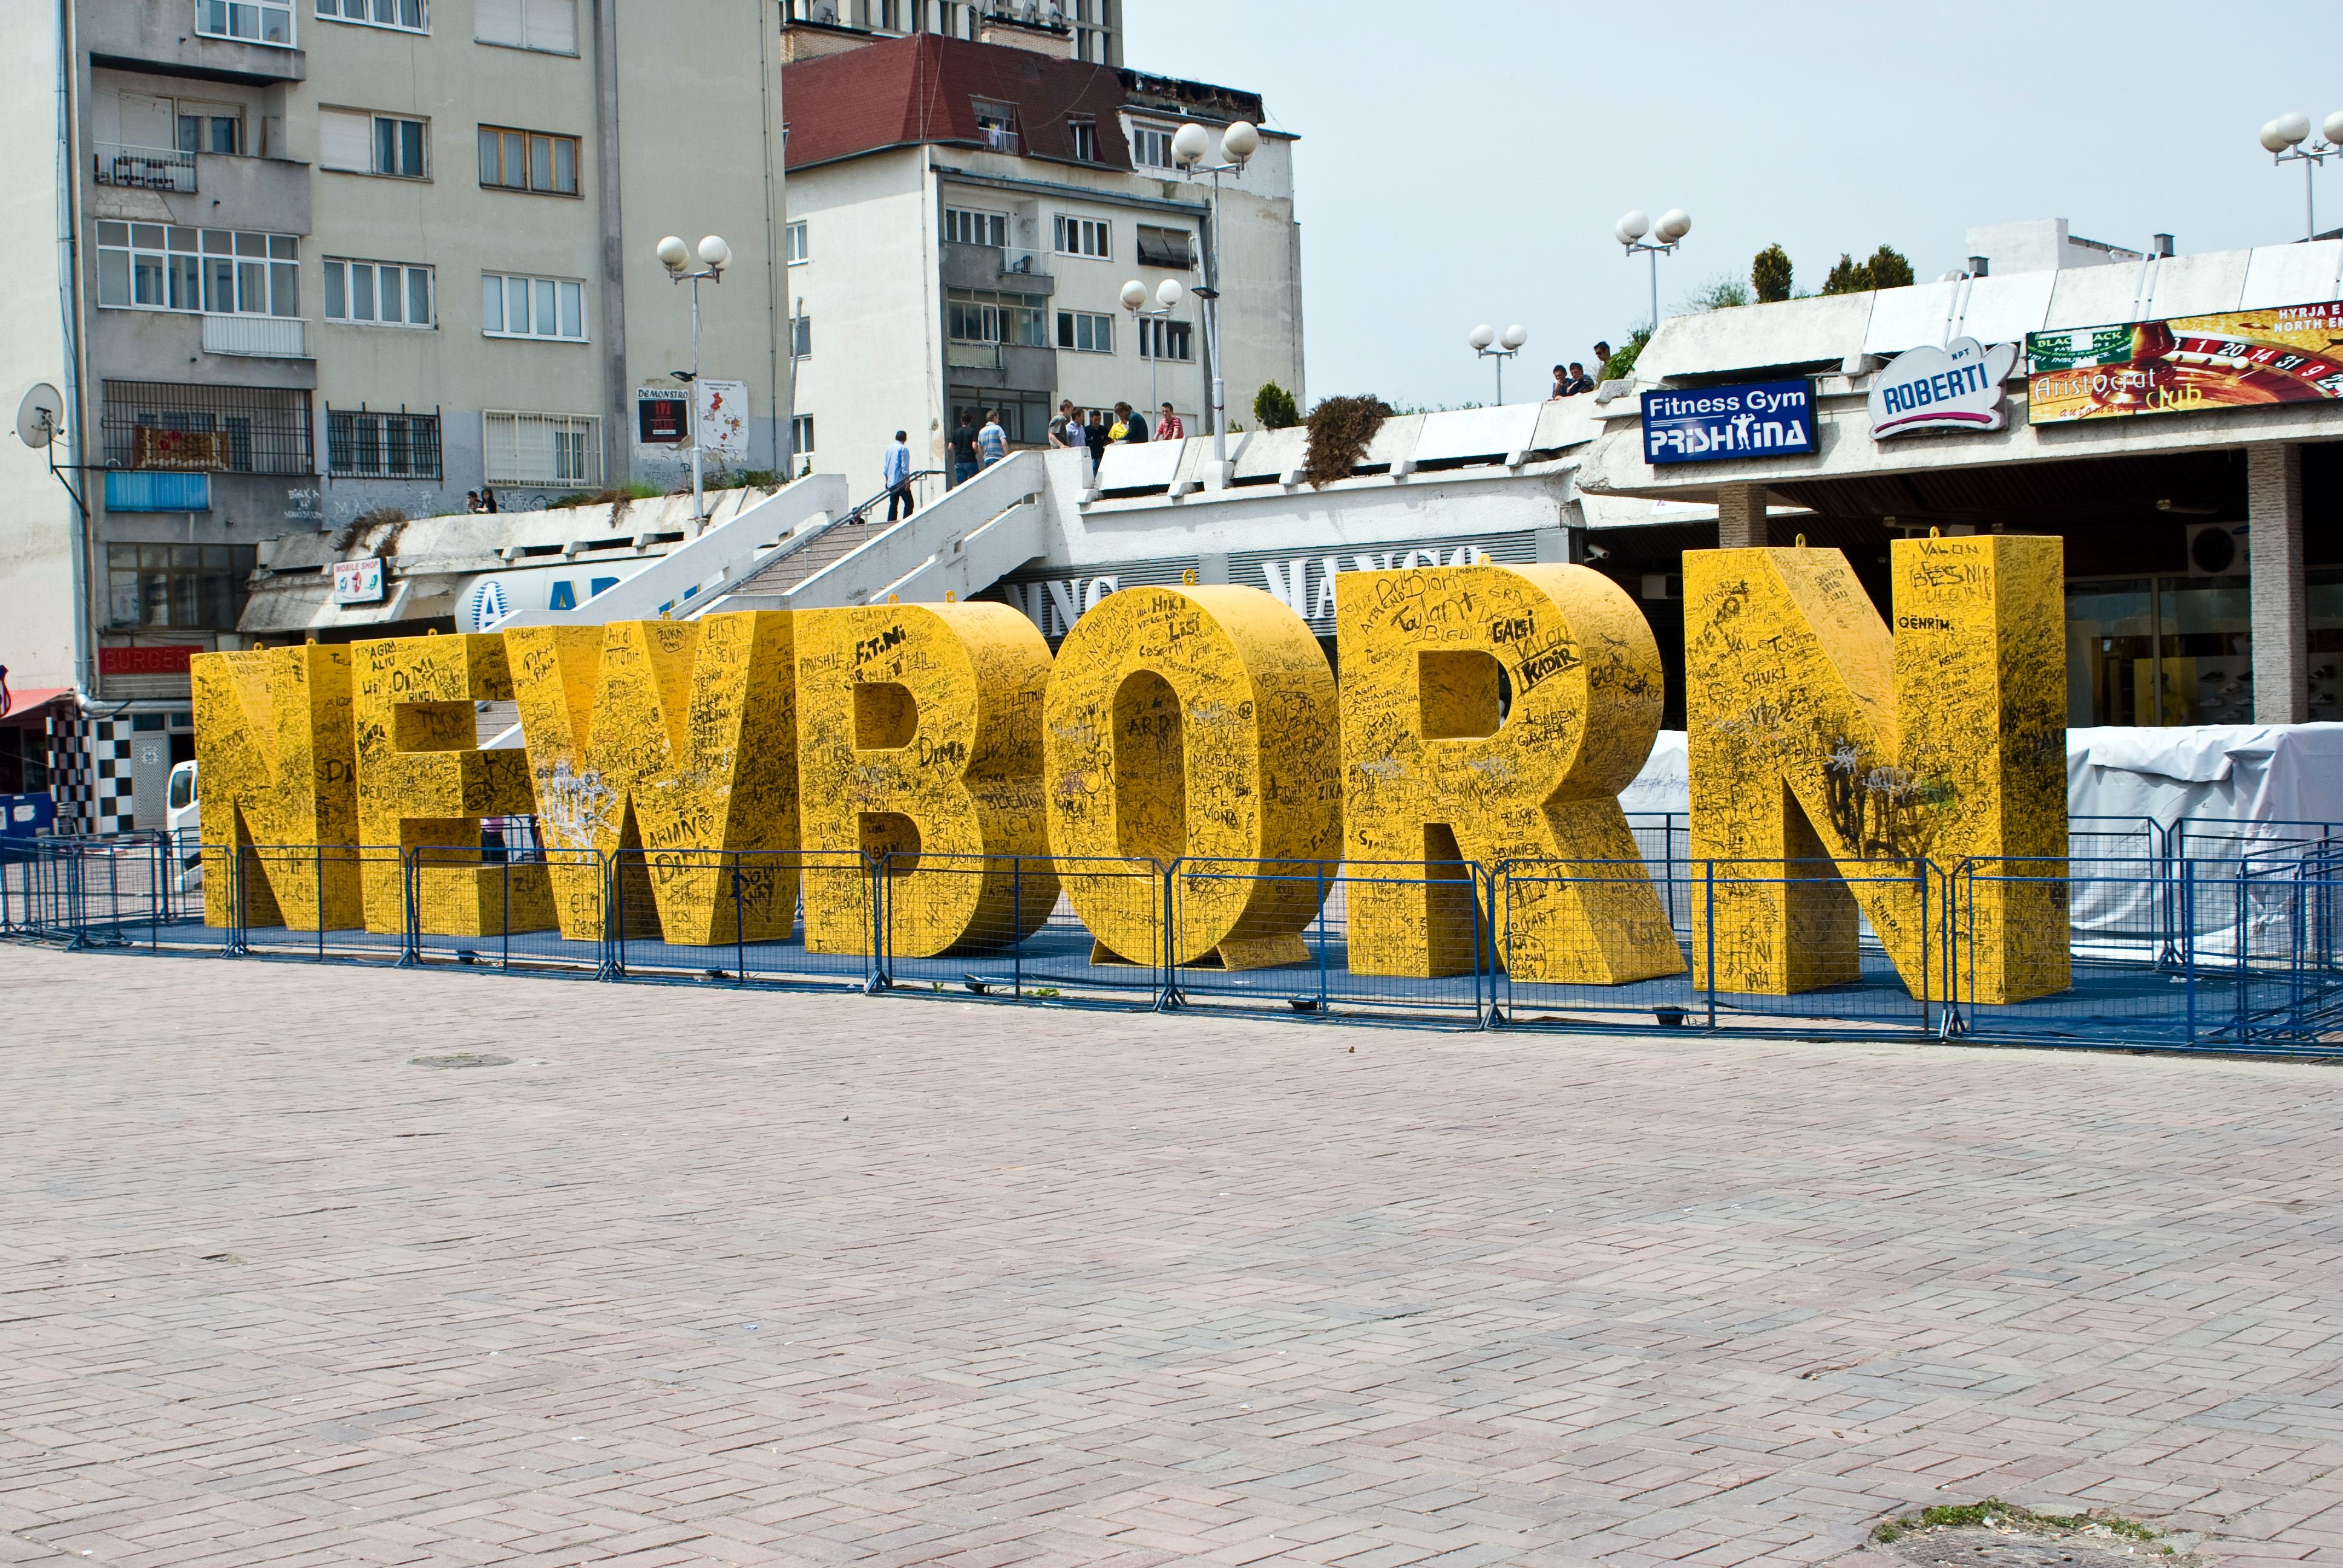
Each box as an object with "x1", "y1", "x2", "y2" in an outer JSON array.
[{"x1": 695, "y1": 451, "x2": 1048, "y2": 615}]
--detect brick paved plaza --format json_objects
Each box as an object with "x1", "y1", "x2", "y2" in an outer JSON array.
[{"x1": 5, "y1": 949, "x2": 2343, "y2": 1566}]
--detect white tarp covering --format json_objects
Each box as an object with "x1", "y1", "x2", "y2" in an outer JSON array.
[
  {"x1": 1620, "y1": 726, "x2": 2343, "y2": 949},
  {"x1": 1620, "y1": 725, "x2": 2343, "y2": 835}
]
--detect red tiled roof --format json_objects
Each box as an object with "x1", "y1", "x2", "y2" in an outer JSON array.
[{"x1": 783, "y1": 33, "x2": 1135, "y2": 172}]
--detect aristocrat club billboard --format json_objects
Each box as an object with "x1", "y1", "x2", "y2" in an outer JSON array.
[{"x1": 2027, "y1": 301, "x2": 2343, "y2": 422}]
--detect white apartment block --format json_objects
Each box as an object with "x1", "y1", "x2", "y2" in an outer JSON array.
[{"x1": 776, "y1": 8, "x2": 1304, "y2": 505}]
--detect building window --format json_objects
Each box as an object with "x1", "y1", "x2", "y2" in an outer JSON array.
[
  {"x1": 106, "y1": 543, "x2": 258, "y2": 631},
  {"x1": 948, "y1": 288, "x2": 1046, "y2": 347},
  {"x1": 102, "y1": 381, "x2": 313, "y2": 475},
  {"x1": 1056, "y1": 310, "x2": 1113, "y2": 353},
  {"x1": 316, "y1": 0, "x2": 425, "y2": 33},
  {"x1": 177, "y1": 100, "x2": 244, "y2": 154},
  {"x1": 477, "y1": 125, "x2": 579, "y2": 195},
  {"x1": 791, "y1": 414, "x2": 814, "y2": 457},
  {"x1": 1053, "y1": 215, "x2": 1109, "y2": 259},
  {"x1": 476, "y1": 0, "x2": 577, "y2": 52},
  {"x1": 1132, "y1": 124, "x2": 1173, "y2": 169},
  {"x1": 1067, "y1": 117, "x2": 1098, "y2": 162},
  {"x1": 483, "y1": 411, "x2": 599, "y2": 486},
  {"x1": 790, "y1": 312, "x2": 811, "y2": 359},
  {"x1": 482, "y1": 273, "x2": 586, "y2": 340},
  {"x1": 96, "y1": 223, "x2": 298, "y2": 316},
  {"x1": 195, "y1": 0, "x2": 294, "y2": 46},
  {"x1": 943, "y1": 207, "x2": 1007, "y2": 248},
  {"x1": 787, "y1": 220, "x2": 808, "y2": 264},
  {"x1": 971, "y1": 98, "x2": 1020, "y2": 154},
  {"x1": 323, "y1": 259, "x2": 434, "y2": 327},
  {"x1": 1135, "y1": 225, "x2": 1194, "y2": 270},
  {"x1": 329, "y1": 408, "x2": 442, "y2": 477},
  {"x1": 318, "y1": 109, "x2": 427, "y2": 177},
  {"x1": 1137, "y1": 318, "x2": 1193, "y2": 362}
]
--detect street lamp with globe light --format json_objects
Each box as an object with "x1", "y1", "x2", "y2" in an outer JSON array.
[
  {"x1": 1122, "y1": 276, "x2": 1187, "y2": 422},
  {"x1": 1168, "y1": 117, "x2": 1260, "y2": 469},
  {"x1": 1467, "y1": 323, "x2": 1528, "y2": 403},
  {"x1": 657, "y1": 232, "x2": 730, "y2": 528},
  {"x1": 2259, "y1": 111, "x2": 2343, "y2": 241},
  {"x1": 1616, "y1": 207, "x2": 1691, "y2": 335}
]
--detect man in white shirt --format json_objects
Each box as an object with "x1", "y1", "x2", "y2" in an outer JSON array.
[{"x1": 882, "y1": 430, "x2": 913, "y2": 520}]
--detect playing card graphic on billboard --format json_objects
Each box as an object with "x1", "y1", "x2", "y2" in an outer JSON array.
[{"x1": 2027, "y1": 301, "x2": 2343, "y2": 423}]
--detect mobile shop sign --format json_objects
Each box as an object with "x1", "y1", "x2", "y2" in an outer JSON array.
[
  {"x1": 1868, "y1": 338, "x2": 2019, "y2": 438},
  {"x1": 1642, "y1": 379, "x2": 1815, "y2": 464},
  {"x1": 2027, "y1": 301, "x2": 2343, "y2": 423},
  {"x1": 332, "y1": 558, "x2": 384, "y2": 604}
]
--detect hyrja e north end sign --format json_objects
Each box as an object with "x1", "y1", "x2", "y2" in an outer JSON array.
[
  {"x1": 2027, "y1": 300, "x2": 2343, "y2": 422},
  {"x1": 1867, "y1": 338, "x2": 2019, "y2": 438},
  {"x1": 1642, "y1": 379, "x2": 1815, "y2": 465},
  {"x1": 194, "y1": 544, "x2": 2068, "y2": 1004}
]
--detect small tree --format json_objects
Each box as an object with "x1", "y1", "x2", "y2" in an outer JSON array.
[
  {"x1": 1818, "y1": 245, "x2": 1916, "y2": 296},
  {"x1": 1866, "y1": 244, "x2": 1915, "y2": 290},
  {"x1": 1683, "y1": 275, "x2": 1751, "y2": 313},
  {"x1": 1253, "y1": 381, "x2": 1299, "y2": 430},
  {"x1": 1751, "y1": 243, "x2": 1792, "y2": 304}
]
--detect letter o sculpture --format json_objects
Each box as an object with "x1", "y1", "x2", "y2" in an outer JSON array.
[{"x1": 1044, "y1": 584, "x2": 1340, "y2": 968}]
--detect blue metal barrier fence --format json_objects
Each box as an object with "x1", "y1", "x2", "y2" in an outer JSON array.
[{"x1": 11, "y1": 829, "x2": 2343, "y2": 1055}]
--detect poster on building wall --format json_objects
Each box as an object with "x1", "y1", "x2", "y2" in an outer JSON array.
[
  {"x1": 635, "y1": 388, "x2": 688, "y2": 445},
  {"x1": 695, "y1": 380, "x2": 750, "y2": 456},
  {"x1": 2027, "y1": 301, "x2": 2343, "y2": 422}
]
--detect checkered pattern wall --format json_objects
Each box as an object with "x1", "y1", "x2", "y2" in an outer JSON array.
[{"x1": 45, "y1": 708, "x2": 137, "y2": 836}]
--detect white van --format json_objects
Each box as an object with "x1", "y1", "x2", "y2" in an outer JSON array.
[{"x1": 167, "y1": 759, "x2": 201, "y2": 891}]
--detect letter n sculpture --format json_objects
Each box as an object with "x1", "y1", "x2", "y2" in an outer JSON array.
[
  {"x1": 1682, "y1": 537, "x2": 2067, "y2": 1004},
  {"x1": 190, "y1": 644, "x2": 361, "y2": 930}
]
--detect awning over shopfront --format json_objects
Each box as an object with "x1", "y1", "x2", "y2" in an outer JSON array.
[{"x1": 0, "y1": 688, "x2": 70, "y2": 726}]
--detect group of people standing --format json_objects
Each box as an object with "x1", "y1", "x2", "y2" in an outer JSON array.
[
  {"x1": 879, "y1": 397, "x2": 1194, "y2": 518},
  {"x1": 1047, "y1": 398, "x2": 1182, "y2": 459},
  {"x1": 1550, "y1": 340, "x2": 1615, "y2": 399}
]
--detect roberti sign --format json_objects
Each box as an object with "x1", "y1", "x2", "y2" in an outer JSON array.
[
  {"x1": 1641, "y1": 379, "x2": 1815, "y2": 464},
  {"x1": 1867, "y1": 338, "x2": 2019, "y2": 438},
  {"x1": 192, "y1": 544, "x2": 2071, "y2": 1004}
]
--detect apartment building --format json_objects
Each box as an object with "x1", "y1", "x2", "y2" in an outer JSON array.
[
  {"x1": 777, "y1": 10, "x2": 1303, "y2": 502},
  {"x1": 2, "y1": 0, "x2": 793, "y2": 831},
  {"x1": 785, "y1": 0, "x2": 1126, "y2": 67}
]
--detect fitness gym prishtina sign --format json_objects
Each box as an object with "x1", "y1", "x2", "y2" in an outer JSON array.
[{"x1": 193, "y1": 544, "x2": 2070, "y2": 1004}]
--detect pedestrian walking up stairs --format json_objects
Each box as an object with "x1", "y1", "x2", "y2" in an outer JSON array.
[{"x1": 692, "y1": 451, "x2": 1047, "y2": 615}]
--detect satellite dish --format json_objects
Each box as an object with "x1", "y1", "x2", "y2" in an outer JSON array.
[{"x1": 15, "y1": 383, "x2": 62, "y2": 448}]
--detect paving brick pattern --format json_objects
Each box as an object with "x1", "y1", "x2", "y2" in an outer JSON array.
[{"x1": 4, "y1": 948, "x2": 2343, "y2": 1567}]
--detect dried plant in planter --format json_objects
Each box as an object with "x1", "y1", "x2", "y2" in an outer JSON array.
[{"x1": 1302, "y1": 395, "x2": 1392, "y2": 489}]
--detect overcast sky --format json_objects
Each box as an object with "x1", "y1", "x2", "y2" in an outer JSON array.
[{"x1": 1125, "y1": 1, "x2": 2342, "y2": 412}]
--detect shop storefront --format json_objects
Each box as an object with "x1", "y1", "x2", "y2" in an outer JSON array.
[{"x1": 1573, "y1": 251, "x2": 2343, "y2": 729}]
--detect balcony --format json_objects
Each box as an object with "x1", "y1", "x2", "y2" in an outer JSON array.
[
  {"x1": 941, "y1": 241, "x2": 1055, "y2": 296},
  {"x1": 86, "y1": 3, "x2": 306, "y2": 86},
  {"x1": 977, "y1": 126, "x2": 1020, "y2": 155},
  {"x1": 946, "y1": 341, "x2": 1002, "y2": 371},
  {"x1": 95, "y1": 143, "x2": 195, "y2": 193},
  {"x1": 203, "y1": 314, "x2": 306, "y2": 359}
]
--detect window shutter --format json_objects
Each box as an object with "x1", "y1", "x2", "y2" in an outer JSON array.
[
  {"x1": 527, "y1": 0, "x2": 577, "y2": 52},
  {"x1": 317, "y1": 108, "x2": 370, "y2": 171},
  {"x1": 475, "y1": 0, "x2": 524, "y2": 45}
]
